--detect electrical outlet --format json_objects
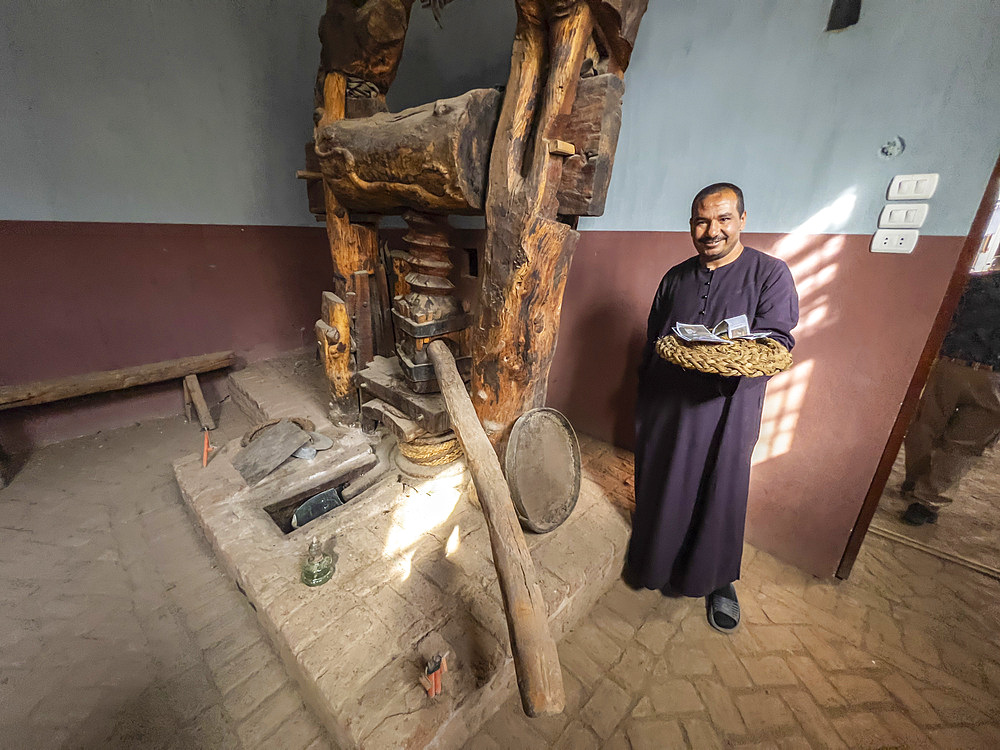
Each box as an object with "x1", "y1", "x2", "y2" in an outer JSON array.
[{"x1": 871, "y1": 229, "x2": 919, "y2": 254}]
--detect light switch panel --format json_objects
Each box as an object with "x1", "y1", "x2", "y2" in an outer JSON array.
[
  {"x1": 887, "y1": 173, "x2": 939, "y2": 200},
  {"x1": 878, "y1": 203, "x2": 929, "y2": 229}
]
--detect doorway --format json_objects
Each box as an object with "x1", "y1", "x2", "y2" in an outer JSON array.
[{"x1": 838, "y1": 154, "x2": 1000, "y2": 579}]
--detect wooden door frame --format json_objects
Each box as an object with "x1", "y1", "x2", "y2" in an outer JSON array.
[{"x1": 836, "y1": 153, "x2": 1000, "y2": 579}]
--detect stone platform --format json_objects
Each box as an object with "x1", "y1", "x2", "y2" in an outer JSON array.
[{"x1": 173, "y1": 358, "x2": 629, "y2": 749}]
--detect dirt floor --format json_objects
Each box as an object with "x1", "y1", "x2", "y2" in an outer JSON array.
[
  {"x1": 2, "y1": 401, "x2": 1000, "y2": 748},
  {"x1": 872, "y1": 442, "x2": 1000, "y2": 575}
]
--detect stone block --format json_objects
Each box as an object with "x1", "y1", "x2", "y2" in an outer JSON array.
[
  {"x1": 734, "y1": 692, "x2": 796, "y2": 734},
  {"x1": 830, "y1": 712, "x2": 896, "y2": 749},
  {"x1": 646, "y1": 678, "x2": 704, "y2": 716},
  {"x1": 695, "y1": 680, "x2": 746, "y2": 736},
  {"x1": 581, "y1": 677, "x2": 632, "y2": 739}
]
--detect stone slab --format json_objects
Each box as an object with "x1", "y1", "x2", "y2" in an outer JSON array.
[{"x1": 229, "y1": 350, "x2": 334, "y2": 433}]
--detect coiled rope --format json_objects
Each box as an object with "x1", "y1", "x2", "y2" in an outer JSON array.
[{"x1": 398, "y1": 436, "x2": 464, "y2": 466}]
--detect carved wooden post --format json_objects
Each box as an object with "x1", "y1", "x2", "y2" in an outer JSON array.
[
  {"x1": 312, "y1": 0, "x2": 417, "y2": 411},
  {"x1": 471, "y1": 0, "x2": 647, "y2": 451},
  {"x1": 471, "y1": 1, "x2": 596, "y2": 450}
]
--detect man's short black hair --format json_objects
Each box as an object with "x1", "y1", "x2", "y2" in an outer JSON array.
[{"x1": 691, "y1": 183, "x2": 745, "y2": 217}]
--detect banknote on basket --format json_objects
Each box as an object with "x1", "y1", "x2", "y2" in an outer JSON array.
[{"x1": 674, "y1": 314, "x2": 771, "y2": 344}]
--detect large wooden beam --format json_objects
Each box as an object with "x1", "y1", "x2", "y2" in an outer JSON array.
[
  {"x1": 469, "y1": 0, "x2": 648, "y2": 451},
  {"x1": 0, "y1": 351, "x2": 236, "y2": 411},
  {"x1": 315, "y1": 89, "x2": 502, "y2": 215},
  {"x1": 316, "y1": 79, "x2": 621, "y2": 218},
  {"x1": 427, "y1": 339, "x2": 564, "y2": 717}
]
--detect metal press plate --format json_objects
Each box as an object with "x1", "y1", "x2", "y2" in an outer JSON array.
[{"x1": 505, "y1": 407, "x2": 581, "y2": 534}]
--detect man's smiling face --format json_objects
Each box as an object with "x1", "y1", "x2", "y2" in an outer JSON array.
[{"x1": 690, "y1": 189, "x2": 746, "y2": 267}]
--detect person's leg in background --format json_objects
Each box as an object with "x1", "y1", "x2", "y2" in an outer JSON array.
[
  {"x1": 903, "y1": 361, "x2": 961, "y2": 495},
  {"x1": 903, "y1": 365, "x2": 1000, "y2": 525}
]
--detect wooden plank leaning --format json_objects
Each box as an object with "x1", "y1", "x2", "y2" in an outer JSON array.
[
  {"x1": 0, "y1": 351, "x2": 237, "y2": 411},
  {"x1": 426, "y1": 339, "x2": 564, "y2": 717},
  {"x1": 183, "y1": 374, "x2": 216, "y2": 431}
]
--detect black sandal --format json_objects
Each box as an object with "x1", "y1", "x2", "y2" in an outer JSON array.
[
  {"x1": 707, "y1": 583, "x2": 740, "y2": 633},
  {"x1": 901, "y1": 502, "x2": 938, "y2": 526}
]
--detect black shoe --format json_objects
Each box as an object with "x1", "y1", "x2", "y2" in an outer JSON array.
[
  {"x1": 706, "y1": 584, "x2": 740, "y2": 633},
  {"x1": 900, "y1": 479, "x2": 916, "y2": 495},
  {"x1": 901, "y1": 502, "x2": 938, "y2": 526}
]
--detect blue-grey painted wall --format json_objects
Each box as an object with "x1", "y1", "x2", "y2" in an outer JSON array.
[
  {"x1": 595, "y1": 0, "x2": 1000, "y2": 235},
  {"x1": 1, "y1": 1, "x2": 321, "y2": 225},
  {"x1": 2, "y1": 1, "x2": 997, "y2": 235}
]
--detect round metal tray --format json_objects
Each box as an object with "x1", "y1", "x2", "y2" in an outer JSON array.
[{"x1": 504, "y1": 407, "x2": 581, "y2": 534}]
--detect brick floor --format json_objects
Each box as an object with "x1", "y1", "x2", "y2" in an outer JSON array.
[{"x1": 1, "y1": 411, "x2": 1000, "y2": 748}]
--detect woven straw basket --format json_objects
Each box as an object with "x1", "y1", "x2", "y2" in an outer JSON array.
[{"x1": 656, "y1": 335, "x2": 792, "y2": 378}]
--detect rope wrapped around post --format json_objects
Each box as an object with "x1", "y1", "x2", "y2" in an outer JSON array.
[{"x1": 656, "y1": 336, "x2": 793, "y2": 378}]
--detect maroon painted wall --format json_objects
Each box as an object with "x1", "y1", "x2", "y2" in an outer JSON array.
[
  {"x1": 0, "y1": 218, "x2": 964, "y2": 578},
  {"x1": 547, "y1": 230, "x2": 962, "y2": 578},
  {"x1": 0, "y1": 221, "x2": 333, "y2": 451}
]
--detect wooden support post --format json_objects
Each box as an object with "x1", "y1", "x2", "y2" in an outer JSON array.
[
  {"x1": 354, "y1": 270, "x2": 374, "y2": 368},
  {"x1": 471, "y1": 1, "x2": 648, "y2": 452},
  {"x1": 318, "y1": 292, "x2": 355, "y2": 411},
  {"x1": 427, "y1": 339, "x2": 565, "y2": 717},
  {"x1": 471, "y1": 2, "x2": 595, "y2": 451},
  {"x1": 374, "y1": 255, "x2": 395, "y2": 356},
  {"x1": 182, "y1": 374, "x2": 216, "y2": 431}
]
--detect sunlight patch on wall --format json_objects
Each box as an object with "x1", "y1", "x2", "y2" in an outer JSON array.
[
  {"x1": 772, "y1": 189, "x2": 854, "y2": 338},
  {"x1": 753, "y1": 359, "x2": 815, "y2": 465}
]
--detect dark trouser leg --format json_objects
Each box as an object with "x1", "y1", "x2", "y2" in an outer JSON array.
[
  {"x1": 904, "y1": 361, "x2": 958, "y2": 489},
  {"x1": 912, "y1": 365, "x2": 1000, "y2": 510}
]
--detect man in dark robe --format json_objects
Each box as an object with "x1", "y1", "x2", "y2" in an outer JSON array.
[{"x1": 626, "y1": 183, "x2": 799, "y2": 632}]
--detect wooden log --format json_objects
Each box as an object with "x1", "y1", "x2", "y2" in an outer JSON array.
[
  {"x1": 183, "y1": 374, "x2": 216, "y2": 431},
  {"x1": 316, "y1": 71, "x2": 380, "y2": 414},
  {"x1": 317, "y1": 73, "x2": 379, "y2": 300},
  {"x1": 470, "y1": 2, "x2": 649, "y2": 450},
  {"x1": 426, "y1": 339, "x2": 564, "y2": 717},
  {"x1": 182, "y1": 377, "x2": 194, "y2": 422},
  {"x1": 471, "y1": 2, "x2": 595, "y2": 450},
  {"x1": 315, "y1": 88, "x2": 503, "y2": 215},
  {"x1": 317, "y1": 0, "x2": 415, "y2": 94},
  {"x1": 586, "y1": 0, "x2": 648, "y2": 72},
  {"x1": 316, "y1": 81, "x2": 612, "y2": 217},
  {"x1": 556, "y1": 73, "x2": 625, "y2": 216},
  {"x1": 0, "y1": 351, "x2": 236, "y2": 411}
]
